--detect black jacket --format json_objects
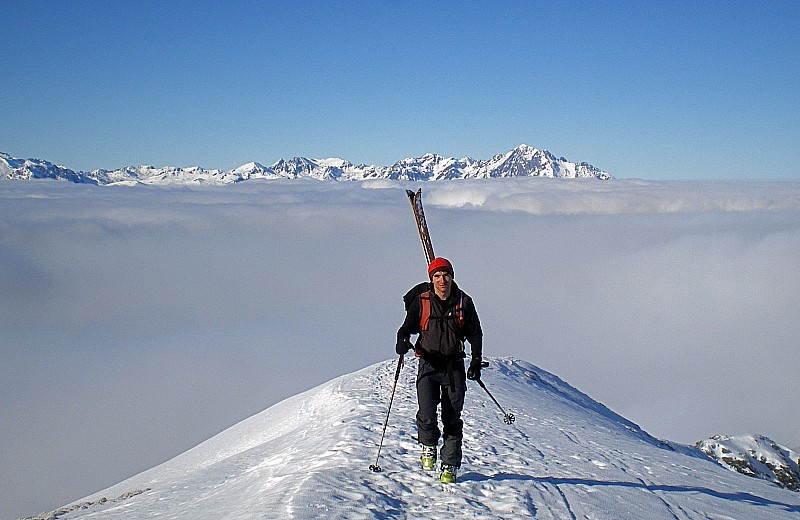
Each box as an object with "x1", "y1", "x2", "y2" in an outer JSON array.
[{"x1": 397, "y1": 281, "x2": 483, "y2": 362}]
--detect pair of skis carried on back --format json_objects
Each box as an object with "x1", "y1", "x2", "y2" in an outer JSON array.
[{"x1": 406, "y1": 189, "x2": 436, "y2": 266}]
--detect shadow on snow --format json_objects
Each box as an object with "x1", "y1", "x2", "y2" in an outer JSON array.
[{"x1": 458, "y1": 472, "x2": 800, "y2": 512}]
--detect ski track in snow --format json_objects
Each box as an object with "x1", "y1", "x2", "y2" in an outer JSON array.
[{"x1": 45, "y1": 358, "x2": 800, "y2": 519}]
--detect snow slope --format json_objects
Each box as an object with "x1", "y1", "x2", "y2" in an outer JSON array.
[{"x1": 28, "y1": 358, "x2": 800, "y2": 519}]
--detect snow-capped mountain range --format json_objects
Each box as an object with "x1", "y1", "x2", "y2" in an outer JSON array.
[
  {"x1": 0, "y1": 145, "x2": 611, "y2": 186},
  {"x1": 23, "y1": 358, "x2": 800, "y2": 519}
]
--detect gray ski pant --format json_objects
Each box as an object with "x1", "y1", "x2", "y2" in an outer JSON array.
[{"x1": 416, "y1": 357, "x2": 466, "y2": 467}]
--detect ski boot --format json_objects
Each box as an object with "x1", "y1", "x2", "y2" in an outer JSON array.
[
  {"x1": 420, "y1": 445, "x2": 437, "y2": 471},
  {"x1": 439, "y1": 463, "x2": 458, "y2": 484}
]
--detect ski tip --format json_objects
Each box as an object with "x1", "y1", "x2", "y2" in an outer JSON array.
[{"x1": 405, "y1": 189, "x2": 416, "y2": 198}]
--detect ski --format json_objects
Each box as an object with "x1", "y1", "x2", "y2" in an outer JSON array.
[{"x1": 406, "y1": 189, "x2": 435, "y2": 265}]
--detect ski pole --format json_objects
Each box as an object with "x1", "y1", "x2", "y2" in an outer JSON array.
[
  {"x1": 475, "y1": 362, "x2": 515, "y2": 425},
  {"x1": 369, "y1": 355, "x2": 404, "y2": 472}
]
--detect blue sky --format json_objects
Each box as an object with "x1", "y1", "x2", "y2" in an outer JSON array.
[{"x1": 3, "y1": 1, "x2": 798, "y2": 179}]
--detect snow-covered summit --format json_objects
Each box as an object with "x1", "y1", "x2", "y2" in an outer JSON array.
[
  {"x1": 0, "y1": 145, "x2": 611, "y2": 186},
  {"x1": 697, "y1": 434, "x2": 800, "y2": 491},
  {"x1": 25, "y1": 358, "x2": 800, "y2": 519}
]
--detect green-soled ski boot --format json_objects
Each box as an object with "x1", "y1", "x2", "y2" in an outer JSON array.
[
  {"x1": 420, "y1": 445, "x2": 437, "y2": 471},
  {"x1": 439, "y1": 463, "x2": 458, "y2": 484}
]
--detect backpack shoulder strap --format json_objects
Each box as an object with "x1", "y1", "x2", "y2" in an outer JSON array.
[
  {"x1": 419, "y1": 291, "x2": 432, "y2": 330},
  {"x1": 454, "y1": 289, "x2": 465, "y2": 328}
]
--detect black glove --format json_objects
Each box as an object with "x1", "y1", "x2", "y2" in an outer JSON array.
[
  {"x1": 396, "y1": 338, "x2": 412, "y2": 356},
  {"x1": 467, "y1": 358, "x2": 482, "y2": 380}
]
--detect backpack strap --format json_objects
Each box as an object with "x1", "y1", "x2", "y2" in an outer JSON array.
[
  {"x1": 454, "y1": 289, "x2": 465, "y2": 328},
  {"x1": 419, "y1": 291, "x2": 432, "y2": 330}
]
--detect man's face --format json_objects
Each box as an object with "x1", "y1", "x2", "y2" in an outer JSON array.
[{"x1": 432, "y1": 270, "x2": 452, "y2": 299}]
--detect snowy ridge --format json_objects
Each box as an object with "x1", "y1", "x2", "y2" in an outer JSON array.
[
  {"x1": 26, "y1": 357, "x2": 800, "y2": 519},
  {"x1": 0, "y1": 145, "x2": 611, "y2": 186}
]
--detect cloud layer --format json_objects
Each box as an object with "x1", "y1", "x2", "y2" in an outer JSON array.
[{"x1": 2, "y1": 178, "x2": 799, "y2": 518}]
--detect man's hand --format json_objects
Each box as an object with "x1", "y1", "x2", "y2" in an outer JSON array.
[
  {"x1": 396, "y1": 338, "x2": 412, "y2": 356},
  {"x1": 467, "y1": 358, "x2": 482, "y2": 380}
]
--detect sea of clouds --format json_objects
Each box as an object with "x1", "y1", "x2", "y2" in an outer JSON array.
[{"x1": 2, "y1": 177, "x2": 799, "y2": 518}]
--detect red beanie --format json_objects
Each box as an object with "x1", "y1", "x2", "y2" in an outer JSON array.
[{"x1": 427, "y1": 257, "x2": 454, "y2": 279}]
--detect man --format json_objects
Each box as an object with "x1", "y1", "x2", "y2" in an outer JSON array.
[{"x1": 396, "y1": 257, "x2": 483, "y2": 483}]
